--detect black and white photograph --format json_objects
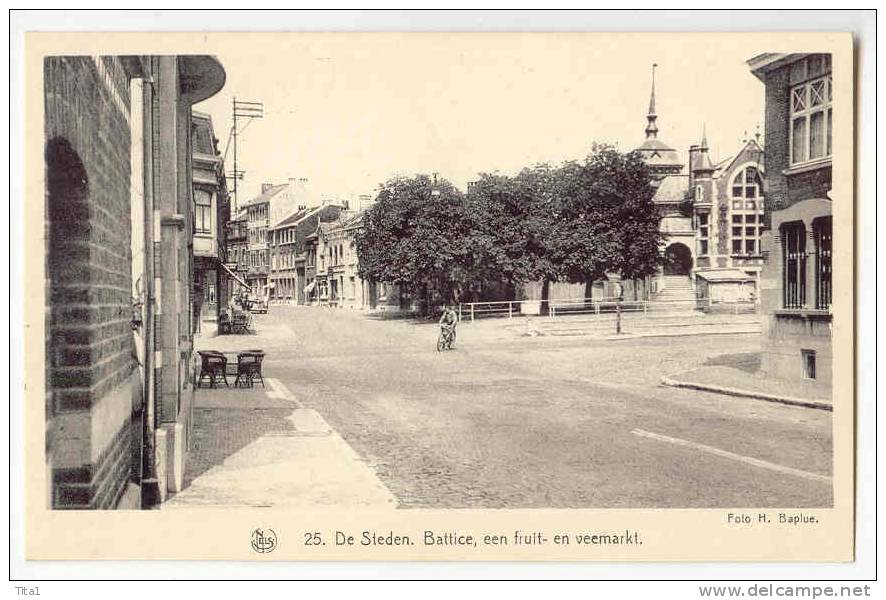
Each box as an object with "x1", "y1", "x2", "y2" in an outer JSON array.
[{"x1": 13, "y1": 14, "x2": 869, "y2": 575}]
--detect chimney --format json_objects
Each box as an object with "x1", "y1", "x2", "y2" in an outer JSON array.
[{"x1": 261, "y1": 183, "x2": 273, "y2": 194}]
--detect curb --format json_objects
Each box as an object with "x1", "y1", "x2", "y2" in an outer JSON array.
[
  {"x1": 540, "y1": 328, "x2": 761, "y2": 340},
  {"x1": 660, "y1": 375, "x2": 832, "y2": 411}
]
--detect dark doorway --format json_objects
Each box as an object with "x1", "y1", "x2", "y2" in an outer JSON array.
[{"x1": 663, "y1": 243, "x2": 693, "y2": 275}]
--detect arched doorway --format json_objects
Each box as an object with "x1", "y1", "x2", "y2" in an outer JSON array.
[{"x1": 663, "y1": 242, "x2": 693, "y2": 276}]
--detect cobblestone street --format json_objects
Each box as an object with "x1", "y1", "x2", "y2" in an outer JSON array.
[{"x1": 174, "y1": 307, "x2": 833, "y2": 509}]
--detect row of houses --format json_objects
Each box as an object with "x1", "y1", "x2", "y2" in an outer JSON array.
[{"x1": 224, "y1": 184, "x2": 396, "y2": 310}]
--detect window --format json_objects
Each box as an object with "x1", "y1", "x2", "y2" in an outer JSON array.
[
  {"x1": 801, "y1": 349, "x2": 817, "y2": 380},
  {"x1": 194, "y1": 190, "x2": 212, "y2": 234},
  {"x1": 782, "y1": 222, "x2": 807, "y2": 309},
  {"x1": 697, "y1": 213, "x2": 709, "y2": 256},
  {"x1": 695, "y1": 185, "x2": 703, "y2": 202},
  {"x1": 814, "y1": 217, "x2": 832, "y2": 310},
  {"x1": 729, "y1": 166, "x2": 765, "y2": 256},
  {"x1": 790, "y1": 72, "x2": 832, "y2": 166}
]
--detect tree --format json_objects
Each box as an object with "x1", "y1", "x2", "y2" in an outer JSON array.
[
  {"x1": 549, "y1": 144, "x2": 661, "y2": 296},
  {"x1": 356, "y1": 174, "x2": 475, "y2": 311},
  {"x1": 464, "y1": 164, "x2": 559, "y2": 300}
]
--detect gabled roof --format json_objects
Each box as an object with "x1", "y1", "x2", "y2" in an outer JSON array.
[
  {"x1": 273, "y1": 206, "x2": 317, "y2": 229},
  {"x1": 243, "y1": 183, "x2": 288, "y2": 207},
  {"x1": 714, "y1": 139, "x2": 765, "y2": 177}
]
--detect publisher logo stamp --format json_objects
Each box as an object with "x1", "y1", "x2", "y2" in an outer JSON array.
[{"x1": 251, "y1": 528, "x2": 278, "y2": 554}]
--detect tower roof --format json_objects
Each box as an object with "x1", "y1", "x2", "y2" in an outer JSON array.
[
  {"x1": 644, "y1": 63, "x2": 659, "y2": 140},
  {"x1": 694, "y1": 124, "x2": 715, "y2": 173},
  {"x1": 635, "y1": 64, "x2": 681, "y2": 172}
]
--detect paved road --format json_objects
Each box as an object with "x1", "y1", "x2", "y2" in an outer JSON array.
[{"x1": 193, "y1": 306, "x2": 833, "y2": 509}]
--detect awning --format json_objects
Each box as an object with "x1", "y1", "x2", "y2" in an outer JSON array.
[
  {"x1": 220, "y1": 262, "x2": 249, "y2": 289},
  {"x1": 303, "y1": 281, "x2": 316, "y2": 294}
]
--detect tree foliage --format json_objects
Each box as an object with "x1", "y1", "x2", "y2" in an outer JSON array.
[
  {"x1": 356, "y1": 145, "x2": 662, "y2": 311},
  {"x1": 356, "y1": 175, "x2": 474, "y2": 305}
]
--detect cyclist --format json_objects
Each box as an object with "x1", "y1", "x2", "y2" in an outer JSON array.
[{"x1": 438, "y1": 303, "x2": 459, "y2": 347}]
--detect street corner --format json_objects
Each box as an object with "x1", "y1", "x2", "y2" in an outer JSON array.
[{"x1": 661, "y1": 365, "x2": 833, "y2": 411}]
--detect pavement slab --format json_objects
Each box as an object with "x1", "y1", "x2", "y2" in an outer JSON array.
[{"x1": 164, "y1": 379, "x2": 397, "y2": 510}]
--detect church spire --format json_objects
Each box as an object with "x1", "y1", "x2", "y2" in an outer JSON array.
[{"x1": 645, "y1": 63, "x2": 659, "y2": 139}]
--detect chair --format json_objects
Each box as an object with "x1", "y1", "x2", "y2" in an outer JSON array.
[
  {"x1": 235, "y1": 351, "x2": 265, "y2": 388},
  {"x1": 231, "y1": 313, "x2": 249, "y2": 334},
  {"x1": 218, "y1": 312, "x2": 231, "y2": 335},
  {"x1": 197, "y1": 351, "x2": 229, "y2": 388}
]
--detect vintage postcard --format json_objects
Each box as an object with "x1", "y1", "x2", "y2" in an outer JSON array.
[{"x1": 22, "y1": 29, "x2": 854, "y2": 563}]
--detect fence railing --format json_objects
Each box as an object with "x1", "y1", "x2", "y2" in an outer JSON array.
[
  {"x1": 458, "y1": 297, "x2": 757, "y2": 322},
  {"x1": 457, "y1": 300, "x2": 526, "y2": 322}
]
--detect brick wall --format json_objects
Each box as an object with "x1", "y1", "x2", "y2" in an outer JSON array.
[
  {"x1": 757, "y1": 56, "x2": 833, "y2": 389},
  {"x1": 762, "y1": 66, "x2": 790, "y2": 219},
  {"x1": 45, "y1": 56, "x2": 139, "y2": 508}
]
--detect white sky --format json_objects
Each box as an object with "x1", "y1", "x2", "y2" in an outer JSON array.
[{"x1": 194, "y1": 33, "x2": 766, "y2": 206}]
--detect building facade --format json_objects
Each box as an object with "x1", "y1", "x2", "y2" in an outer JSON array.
[
  {"x1": 224, "y1": 208, "x2": 249, "y2": 306},
  {"x1": 749, "y1": 53, "x2": 833, "y2": 386},
  {"x1": 313, "y1": 211, "x2": 373, "y2": 309},
  {"x1": 191, "y1": 111, "x2": 231, "y2": 334},
  {"x1": 243, "y1": 178, "x2": 321, "y2": 298},
  {"x1": 268, "y1": 203, "x2": 344, "y2": 304},
  {"x1": 635, "y1": 70, "x2": 767, "y2": 305},
  {"x1": 43, "y1": 55, "x2": 226, "y2": 509}
]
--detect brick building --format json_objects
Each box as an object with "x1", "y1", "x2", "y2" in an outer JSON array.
[
  {"x1": 749, "y1": 53, "x2": 833, "y2": 386},
  {"x1": 634, "y1": 67, "x2": 766, "y2": 307},
  {"x1": 44, "y1": 55, "x2": 226, "y2": 509}
]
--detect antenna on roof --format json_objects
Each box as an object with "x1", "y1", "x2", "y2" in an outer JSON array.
[{"x1": 223, "y1": 97, "x2": 265, "y2": 213}]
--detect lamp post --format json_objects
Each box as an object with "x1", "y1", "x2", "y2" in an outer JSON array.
[{"x1": 607, "y1": 272, "x2": 624, "y2": 335}]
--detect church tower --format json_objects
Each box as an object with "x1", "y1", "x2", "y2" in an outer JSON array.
[{"x1": 634, "y1": 64, "x2": 683, "y2": 184}]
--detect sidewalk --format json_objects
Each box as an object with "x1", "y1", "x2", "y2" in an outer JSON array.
[
  {"x1": 163, "y1": 377, "x2": 397, "y2": 509},
  {"x1": 661, "y1": 365, "x2": 832, "y2": 411},
  {"x1": 459, "y1": 312, "x2": 761, "y2": 343}
]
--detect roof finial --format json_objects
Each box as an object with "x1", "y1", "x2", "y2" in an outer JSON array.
[
  {"x1": 644, "y1": 63, "x2": 659, "y2": 140},
  {"x1": 648, "y1": 63, "x2": 658, "y2": 115},
  {"x1": 701, "y1": 122, "x2": 708, "y2": 149}
]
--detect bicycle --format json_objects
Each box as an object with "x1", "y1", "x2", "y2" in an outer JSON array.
[{"x1": 436, "y1": 326, "x2": 456, "y2": 352}]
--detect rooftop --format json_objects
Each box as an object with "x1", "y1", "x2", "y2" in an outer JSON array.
[
  {"x1": 652, "y1": 174, "x2": 689, "y2": 204},
  {"x1": 243, "y1": 183, "x2": 288, "y2": 207}
]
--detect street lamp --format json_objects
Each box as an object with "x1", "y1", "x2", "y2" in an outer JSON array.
[{"x1": 607, "y1": 272, "x2": 624, "y2": 335}]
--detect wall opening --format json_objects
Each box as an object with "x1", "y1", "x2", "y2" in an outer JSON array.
[
  {"x1": 801, "y1": 349, "x2": 817, "y2": 380},
  {"x1": 663, "y1": 242, "x2": 693, "y2": 276}
]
